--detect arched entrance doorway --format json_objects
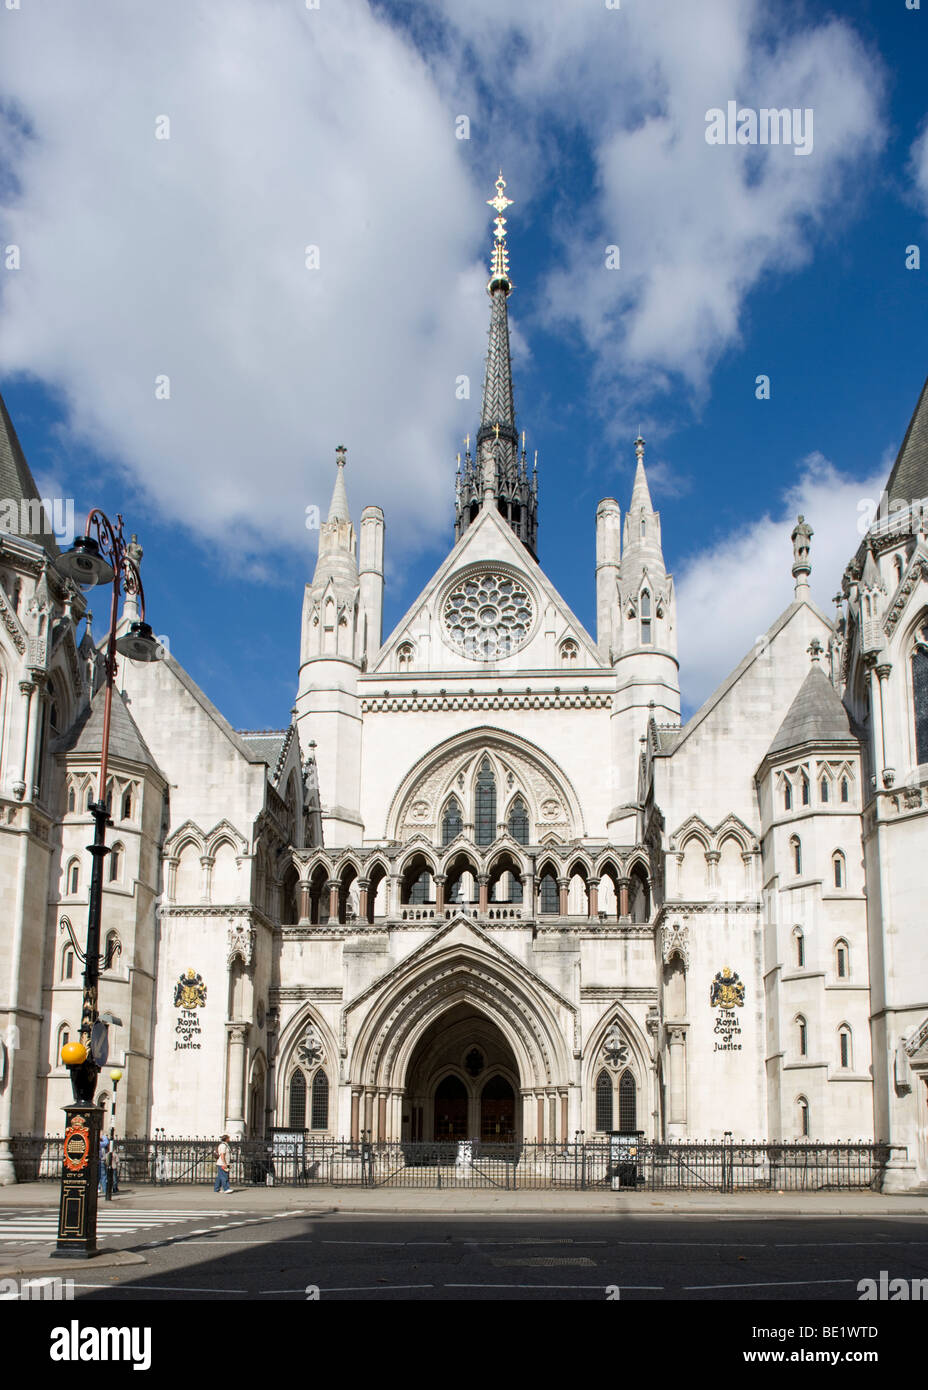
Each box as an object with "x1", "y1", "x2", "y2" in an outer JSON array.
[
  {"x1": 403, "y1": 1003, "x2": 521, "y2": 1142},
  {"x1": 480, "y1": 1074, "x2": 516, "y2": 1144}
]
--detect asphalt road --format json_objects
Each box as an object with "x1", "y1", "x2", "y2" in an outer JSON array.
[{"x1": 41, "y1": 1210, "x2": 928, "y2": 1302}]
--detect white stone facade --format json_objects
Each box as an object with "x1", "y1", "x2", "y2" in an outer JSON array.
[{"x1": 1, "y1": 249, "x2": 927, "y2": 1189}]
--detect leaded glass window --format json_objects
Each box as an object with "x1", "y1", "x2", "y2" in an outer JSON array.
[
  {"x1": 538, "y1": 872, "x2": 558, "y2": 914},
  {"x1": 640, "y1": 590, "x2": 652, "y2": 645},
  {"x1": 474, "y1": 758, "x2": 496, "y2": 847},
  {"x1": 595, "y1": 1070, "x2": 612, "y2": 1132},
  {"x1": 507, "y1": 796, "x2": 529, "y2": 845},
  {"x1": 618, "y1": 1070, "x2": 637, "y2": 1132},
  {"x1": 311, "y1": 1071, "x2": 329, "y2": 1130},
  {"x1": 442, "y1": 798, "x2": 463, "y2": 845},
  {"x1": 289, "y1": 1071, "x2": 306, "y2": 1129},
  {"x1": 408, "y1": 871, "x2": 431, "y2": 904},
  {"x1": 914, "y1": 640, "x2": 928, "y2": 765},
  {"x1": 442, "y1": 572, "x2": 534, "y2": 661}
]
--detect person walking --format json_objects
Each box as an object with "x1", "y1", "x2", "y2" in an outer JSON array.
[
  {"x1": 98, "y1": 1133, "x2": 109, "y2": 1195},
  {"x1": 214, "y1": 1133, "x2": 233, "y2": 1193}
]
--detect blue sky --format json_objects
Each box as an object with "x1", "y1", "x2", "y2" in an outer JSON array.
[{"x1": 1, "y1": 0, "x2": 926, "y2": 727}]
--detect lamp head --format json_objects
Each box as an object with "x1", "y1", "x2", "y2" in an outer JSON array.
[
  {"x1": 109, "y1": 1067, "x2": 123, "y2": 1083},
  {"x1": 54, "y1": 535, "x2": 115, "y2": 588},
  {"x1": 114, "y1": 621, "x2": 162, "y2": 663}
]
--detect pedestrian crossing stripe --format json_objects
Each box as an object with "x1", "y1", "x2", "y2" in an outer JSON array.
[{"x1": 0, "y1": 1210, "x2": 244, "y2": 1242}]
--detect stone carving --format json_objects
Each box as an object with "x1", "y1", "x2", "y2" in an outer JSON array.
[
  {"x1": 297, "y1": 1025, "x2": 325, "y2": 1067},
  {"x1": 442, "y1": 571, "x2": 534, "y2": 661},
  {"x1": 603, "y1": 1023, "x2": 629, "y2": 1068},
  {"x1": 227, "y1": 921, "x2": 255, "y2": 967},
  {"x1": 661, "y1": 922, "x2": 690, "y2": 969}
]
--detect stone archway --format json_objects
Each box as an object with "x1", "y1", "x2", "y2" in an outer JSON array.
[{"x1": 403, "y1": 1003, "x2": 521, "y2": 1142}]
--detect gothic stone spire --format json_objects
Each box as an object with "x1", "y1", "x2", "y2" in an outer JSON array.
[{"x1": 455, "y1": 174, "x2": 538, "y2": 559}]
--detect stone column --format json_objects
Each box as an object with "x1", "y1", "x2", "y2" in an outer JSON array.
[
  {"x1": 327, "y1": 879, "x2": 340, "y2": 922},
  {"x1": 357, "y1": 879, "x2": 369, "y2": 922},
  {"x1": 200, "y1": 856, "x2": 214, "y2": 904},
  {"x1": 225, "y1": 1023, "x2": 249, "y2": 1137},
  {"x1": 536, "y1": 1094, "x2": 545, "y2": 1141},
  {"x1": 547, "y1": 1088, "x2": 557, "y2": 1142},
  {"x1": 521, "y1": 1091, "x2": 534, "y2": 1142},
  {"x1": 363, "y1": 1090, "x2": 374, "y2": 1137},
  {"x1": 521, "y1": 870, "x2": 534, "y2": 917},
  {"x1": 433, "y1": 874, "x2": 446, "y2": 914},
  {"x1": 388, "y1": 874, "x2": 402, "y2": 919},
  {"x1": 477, "y1": 874, "x2": 489, "y2": 914},
  {"x1": 705, "y1": 851, "x2": 720, "y2": 893},
  {"x1": 559, "y1": 1091, "x2": 568, "y2": 1142},
  {"x1": 377, "y1": 1091, "x2": 387, "y2": 1140},
  {"x1": 875, "y1": 663, "x2": 894, "y2": 784},
  {"x1": 588, "y1": 877, "x2": 600, "y2": 919},
  {"x1": 298, "y1": 880, "x2": 311, "y2": 924},
  {"x1": 667, "y1": 1027, "x2": 687, "y2": 1135},
  {"x1": 618, "y1": 877, "x2": 630, "y2": 919},
  {"x1": 350, "y1": 1089, "x2": 361, "y2": 1144},
  {"x1": 13, "y1": 679, "x2": 35, "y2": 801},
  {"x1": 557, "y1": 877, "x2": 569, "y2": 916}
]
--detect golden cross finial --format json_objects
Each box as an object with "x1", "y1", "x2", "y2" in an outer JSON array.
[
  {"x1": 487, "y1": 171, "x2": 513, "y2": 243},
  {"x1": 465, "y1": 433, "x2": 470, "y2": 453},
  {"x1": 494, "y1": 421, "x2": 500, "y2": 440}
]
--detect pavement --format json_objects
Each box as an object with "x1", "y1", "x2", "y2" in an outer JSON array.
[{"x1": 1, "y1": 1180, "x2": 926, "y2": 1282}]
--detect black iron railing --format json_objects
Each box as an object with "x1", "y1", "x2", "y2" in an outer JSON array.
[{"x1": 10, "y1": 1136, "x2": 892, "y2": 1191}]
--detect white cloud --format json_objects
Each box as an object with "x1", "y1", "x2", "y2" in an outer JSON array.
[
  {"x1": 910, "y1": 119, "x2": 928, "y2": 217},
  {"x1": 0, "y1": 0, "x2": 489, "y2": 559},
  {"x1": 675, "y1": 453, "x2": 888, "y2": 712},
  {"x1": 0, "y1": 0, "x2": 887, "y2": 565}
]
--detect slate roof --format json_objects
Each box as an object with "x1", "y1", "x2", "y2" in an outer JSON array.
[
  {"x1": 0, "y1": 387, "x2": 60, "y2": 557},
  {"x1": 55, "y1": 687, "x2": 160, "y2": 771},
  {"x1": 883, "y1": 374, "x2": 928, "y2": 508},
  {"x1": 239, "y1": 728, "x2": 291, "y2": 783},
  {"x1": 766, "y1": 664, "x2": 856, "y2": 759}
]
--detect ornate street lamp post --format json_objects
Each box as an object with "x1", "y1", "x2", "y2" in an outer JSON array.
[{"x1": 51, "y1": 511, "x2": 160, "y2": 1256}]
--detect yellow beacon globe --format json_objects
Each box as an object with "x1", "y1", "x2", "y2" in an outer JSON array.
[{"x1": 61, "y1": 1041, "x2": 88, "y2": 1066}]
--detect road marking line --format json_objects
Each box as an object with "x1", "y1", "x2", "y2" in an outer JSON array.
[
  {"x1": 683, "y1": 1277, "x2": 860, "y2": 1290},
  {"x1": 256, "y1": 1284, "x2": 435, "y2": 1294}
]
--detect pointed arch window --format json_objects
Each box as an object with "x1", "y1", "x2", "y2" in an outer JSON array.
[
  {"x1": 441, "y1": 797, "x2": 463, "y2": 846},
  {"x1": 790, "y1": 835, "x2": 802, "y2": 876},
  {"x1": 640, "y1": 590, "x2": 652, "y2": 645},
  {"x1": 311, "y1": 1071, "x2": 329, "y2": 1130},
  {"x1": 800, "y1": 773, "x2": 810, "y2": 806},
  {"x1": 618, "y1": 1070, "x2": 637, "y2": 1132},
  {"x1": 832, "y1": 851, "x2": 845, "y2": 890},
  {"x1": 838, "y1": 1026, "x2": 852, "y2": 1069},
  {"x1": 797, "y1": 1095, "x2": 810, "y2": 1138},
  {"x1": 912, "y1": 625, "x2": 928, "y2": 765},
  {"x1": 56, "y1": 1023, "x2": 71, "y2": 1065},
  {"x1": 121, "y1": 786, "x2": 134, "y2": 821},
  {"x1": 62, "y1": 947, "x2": 75, "y2": 982},
  {"x1": 108, "y1": 843, "x2": 124, "y2": 883},
  {"x1": 538, "y1": 870, "x2": 559, "y2": 915},
  {"x1": 507, "y1": 796, "x2": 529, "y2": 845},
  {"x1": 794, "y1": 927, "x2": 805, "y2": 969},
  {"x1": 840, "y1": 776, "x2": 850, "y2": 803},
  {"x1": 835, "y1": 939, "x2": 849, "y2": 979},
  {"x1": 783, "y1": 779, "x2": 792, "y2": 811},
  {"x1": 474, "y1": 758, "x2": 497, "y2": 847},
  {"x1": 289, "y1": 1071, "x2": 307, "y2": 1130},
  {"x1": 820, "y1": 776, "x2": 829, "y2": 803},
  {"x1": 595, "y1": 1070, "x2": 613, "y2": 1133},
  {"x1": 397, "y1": 642, "x2": 414, "y2": 671},
  {"x1": 67, "y1": 786, "x2": 76, "y2": 814},
  {"x1": 67, "y1": 859, "x2": 80, "y2": 896},
  {"x1": 796, "y1": 1015, "x2": 808, "y2": 1056}
]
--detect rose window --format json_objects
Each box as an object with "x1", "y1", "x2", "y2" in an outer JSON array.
[{"x1": 443, "y1": 572, "x2": 534, "y2": 660}]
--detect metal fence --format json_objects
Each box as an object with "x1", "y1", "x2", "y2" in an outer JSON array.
[{"x1": 11, "y1": 1136, "x2": 891, "y2": 1191}]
